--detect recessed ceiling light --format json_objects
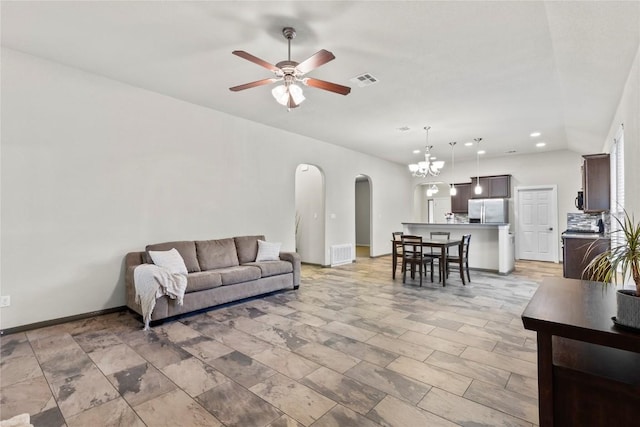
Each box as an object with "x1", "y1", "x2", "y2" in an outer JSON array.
[
  {"x1": 530, "y1": 132, "x2": 541, "y2": 137},
  {"x1": 464, "y1": 142, "x2": 473, "y2": 147},
  {"x1": 536, "y1": 142, "x2": 546, "y2": 147},
  {"x1": 413, "y1": 149, "x2": 420, "y2": 154},
  {"x1": 477, "y1": 150, "x2": 486, "y2": 155}
]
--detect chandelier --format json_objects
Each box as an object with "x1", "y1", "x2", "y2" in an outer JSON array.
[{"x1": 408, "y1": 126, "x2": 445, "y2": 177}]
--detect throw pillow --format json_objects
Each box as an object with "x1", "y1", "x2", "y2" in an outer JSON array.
[
  {"x1": 149, "y1": 248, "x2": 188, "y2": 275},
  {"x1": 255, "y1": 240, "x2": 281, "y2": 262}
]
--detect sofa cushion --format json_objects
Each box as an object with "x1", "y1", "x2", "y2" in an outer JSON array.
[
  {"x1": 196, "y1": 238, "x2": 240, "y2": 271},
  {"x1": 186, "y1": 271, "x2": 223, "y2": 293},
  {"x1": 146, "y1": 241, "x2": 200, "y2": 273},
  {"x1": 215, "y1": 266, "x2": 262, "y2": 285},
  {"x1": 148, "y1": 248, "x2": 188, "y2": 275},
  {"x1": 244, "y1": 261, "x2": 293, "y2": 278},
  {"x1": 256, "y1": 240, "x2": 281, "y2": 261},
  {"x1": 234, "y1": 235, "x2": 265, "y2": 264}
]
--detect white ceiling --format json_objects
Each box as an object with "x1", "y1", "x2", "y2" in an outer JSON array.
[{"x1": 2, "y1": 1, "x2": 639, "y2": 164}]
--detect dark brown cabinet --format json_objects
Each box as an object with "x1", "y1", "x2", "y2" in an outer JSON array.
[
  {"x1": 562, "y1": 235, "x2": 610, "y2": 279},
  {"x1": 582, "y1": 154, "x2": 610, "y2": 213},
  {"x1": 451, "y1": 175, "x2": 511, "y2": 213},
  {"x1": 450, "y1": 183, "x2": 472, "y2": 213},
  {"x1": 522, "y1": 278, "x2": 640, "y2": 427},
  {"x1": 486, "y1": 175, "x2": 511, "y2": 198},
  {"x1": 470, "y1": 175, "x2": 511, "y2": 199}
]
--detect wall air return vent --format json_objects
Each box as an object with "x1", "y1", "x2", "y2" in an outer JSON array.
[{"x1": 350, "y1": 73, "x2": 379, "y2": 87}]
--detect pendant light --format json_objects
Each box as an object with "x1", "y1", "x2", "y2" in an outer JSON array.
[
  {"x1": 449, "y1": 142, "x2": 457, "y2": 196},
  {"x1": 474, "y1": 138, "x2": 483, "y2": 195}
]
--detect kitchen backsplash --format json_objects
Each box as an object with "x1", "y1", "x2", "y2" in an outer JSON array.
[
  {"x1": 567, "y1": 212, "x2": 610, "y2": 232},
  {"x1": 453, "y1": 213, "x2": 469, "y2": 223}
]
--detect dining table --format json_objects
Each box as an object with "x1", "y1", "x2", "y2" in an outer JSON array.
[{"x1": 392, "y1": 238, "x2": 462, "y2": 286}]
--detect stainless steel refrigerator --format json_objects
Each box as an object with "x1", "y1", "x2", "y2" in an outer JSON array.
[{"x1": 468, "y1": 198, "x2": 509, "y2": 223}]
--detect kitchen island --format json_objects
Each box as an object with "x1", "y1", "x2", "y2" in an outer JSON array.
[{"x1": 402, "y1": 222, "x2": 515, "y2": 274}]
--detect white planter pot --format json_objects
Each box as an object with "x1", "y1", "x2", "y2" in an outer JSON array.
[{"x1": 616, "y1": 290, "x2": 640, "y2": 330}]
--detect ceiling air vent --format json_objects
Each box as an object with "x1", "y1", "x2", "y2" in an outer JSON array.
[{"x1": 350, "y1": 73, "x2": 379, "y2": 87}]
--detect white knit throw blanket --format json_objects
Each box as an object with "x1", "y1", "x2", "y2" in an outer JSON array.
[{"x1": 134, "y1": 264, "x2": 187, "y2": 330}]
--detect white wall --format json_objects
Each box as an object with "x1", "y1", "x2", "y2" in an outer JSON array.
[
  {"x1": 0, "y1": 49, "x2": 413, "y2": 329},
  {"x1": 604, "y1": 44, "x2": 639, "y2": 217},
  {"x1": 355, "y1": 179, "x2": 370, "y2": 246}
]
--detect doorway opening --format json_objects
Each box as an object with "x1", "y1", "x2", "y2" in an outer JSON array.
[
  {"x1": 355, "y1": 175, "x2": 372, "y2": 258},
  {"x1": 295, "y1": 164, "x2": 326, "y2": 265},
  {"x1": 413, "y1": 182, "x2": 451, "y2": 223}
]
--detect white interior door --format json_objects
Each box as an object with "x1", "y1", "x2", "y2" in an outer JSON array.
[{"x1": 517, "y1": 186, "x2": 558, "y2": 262}]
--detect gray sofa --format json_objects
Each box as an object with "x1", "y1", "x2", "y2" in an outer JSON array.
[{"x1": 125, "y1": 235, "x2": 300, "y2": 322}]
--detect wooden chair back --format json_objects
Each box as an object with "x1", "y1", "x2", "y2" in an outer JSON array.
[{"x1": 400, "y1": 235, "x2": 424, "y2": 260}]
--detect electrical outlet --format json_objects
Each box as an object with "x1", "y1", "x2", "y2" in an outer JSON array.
[{"x1": 0, "y1": 296, "x2": 10, "y2": 307}]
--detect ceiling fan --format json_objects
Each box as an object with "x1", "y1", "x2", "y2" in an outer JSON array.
[{"x1": 229, "y1": 27, "x2": 351, "y2": 109}]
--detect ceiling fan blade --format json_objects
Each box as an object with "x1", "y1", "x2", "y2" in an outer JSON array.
[
  {"x1": 232, "y1": 50, "x2": 280, "y2": 72},
  {"x1": 229, "y1": 78, "x2": 278, "y2": 92},
  {"x1": 302, "y1": 78, "x2": 351, "y2": 95},
  {"x1": 295, "y1": 49, "x2": 335, "y2": 74}
]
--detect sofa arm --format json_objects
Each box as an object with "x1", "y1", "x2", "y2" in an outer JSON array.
[
  {"x1": 125, "y1": 252, "x2": 145, "y2": 314},
  {"x1": 279, "y1": 251, "x2": 301, "y2": 289}
]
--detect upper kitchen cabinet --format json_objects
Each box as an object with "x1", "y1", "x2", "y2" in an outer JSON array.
[
  {"x1": 451, "y1": 175, "x2": 511, "y2": 213},
  {"x1": 582, "y1": 154, "x2": 610, "y2": 212},
  {"x1": 470, "y1": 175, "x2": 511, "y2": 199},
  {"x1": 451, "y1": 182, "x2": 472, "y2": 213}
]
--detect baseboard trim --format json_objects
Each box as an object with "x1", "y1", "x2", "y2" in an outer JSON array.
[{"x1": 0, "y1": 306, "x2": 127, "y2": 336}]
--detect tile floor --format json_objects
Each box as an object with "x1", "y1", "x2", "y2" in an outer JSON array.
[{"x1": 0, "y1": 256, "x2": 562, "y2": 426}]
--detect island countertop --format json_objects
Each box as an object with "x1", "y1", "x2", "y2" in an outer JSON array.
[
  {"x1": 401, "y1": 222, "x2": 515, "y2": 274},
  {"x1": 402, "y1": 222, "x2": 510, "y2": 228}
]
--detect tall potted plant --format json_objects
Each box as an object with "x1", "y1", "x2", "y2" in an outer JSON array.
[{"x1": 584, "y1": 209, "x2": 640, "y2": 329}]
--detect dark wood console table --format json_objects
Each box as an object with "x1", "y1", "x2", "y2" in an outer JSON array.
[{"x1": 521, "y1": 277, "x2": 640, "y2": 427}]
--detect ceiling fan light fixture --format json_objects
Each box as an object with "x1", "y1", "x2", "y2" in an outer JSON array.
[
  {"x1": 230, "y1": 26, "x2": 350, "y2": 107},
  {"x1": 272, "y1": 83, "x2": 305, "y2": 108},
  {"x1": 289, "y1": 84, "x2": 305, "y2": 104},
  {"x1": 271, "y1": 85, "x2": 288, "y2": 105}
]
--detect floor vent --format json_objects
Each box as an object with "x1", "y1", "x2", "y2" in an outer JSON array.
[{"x1": 330, "y1": 244, "x2": 353, "y2": 267}]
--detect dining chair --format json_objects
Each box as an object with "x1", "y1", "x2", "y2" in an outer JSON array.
[
  {"x1": 427, "y1": 231, "x2": 450, "y2": 282},
  {"x1": 401, "y1": 235, "x2": 434, "y2": 286},
  {"x1": 392, "y1": 232, "x2": 404, "y2": 279},
  {"x1": 445, "y1": 234, "x2": 471, "y2": 285}
]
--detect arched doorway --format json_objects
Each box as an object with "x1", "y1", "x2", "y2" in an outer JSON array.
[
  {"x1": 295, "y1": 164, "x2": 326, "y2": 265},
  {"x1": 355, "y1": 175, "x2": 372, "y2": 258}
]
